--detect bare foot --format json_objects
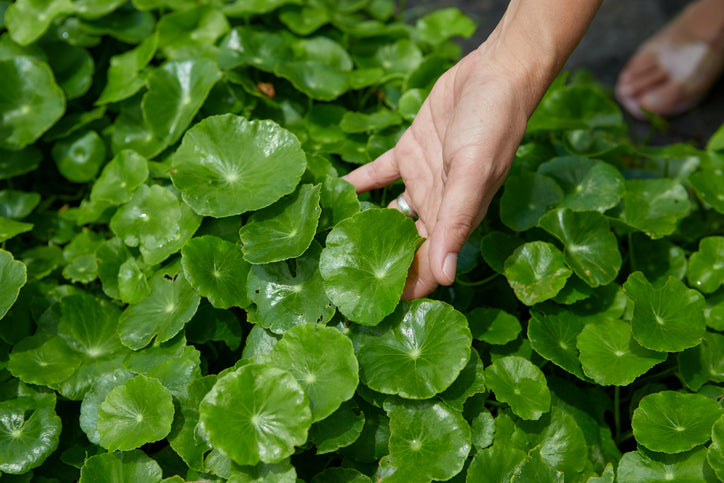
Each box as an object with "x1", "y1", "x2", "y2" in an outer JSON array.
[{"x1": 615, "y1": 0, "x2": 724, "y2": 119}]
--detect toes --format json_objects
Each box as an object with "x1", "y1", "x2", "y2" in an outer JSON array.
[
  {"x1": 617, "y1": 53, "x2": 668, "y2": 98},
  {"x1": 637, "y1": 81, "x2": 694, "y2": 117}
]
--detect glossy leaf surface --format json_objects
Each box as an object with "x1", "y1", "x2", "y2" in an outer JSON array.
[
  {"x1": 503, "y1": 241, "x2": 572, "y2": 306},
  {"x1": 485, "y1": 356, "x2": 551, "y2": 420}
]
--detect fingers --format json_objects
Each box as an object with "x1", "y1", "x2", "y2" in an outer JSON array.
[
  {"x1": 402, "y1": 240, "x2": 438, "y2": 300},
  {"x1": 342, "y1": 148, "x2": 400, "y2": 194}
]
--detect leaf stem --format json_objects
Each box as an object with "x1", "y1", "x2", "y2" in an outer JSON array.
[
  {"x1": 614, "y1": 386, "x2": 621, "y2": 445},
  {"x1": 455, "y1": 272, "x2": 499, "y2": 287}
]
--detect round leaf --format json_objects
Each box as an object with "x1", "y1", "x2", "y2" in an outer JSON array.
[
  {"x1": 79, "y1": 449, "x2": 163, "y2": 483},
  {"x1": 97, "y1": 374, "x2": 174, "y2": 451},
  {"x1": 577, "y1": 320, "x2": 667, "y2": 386},
  {"x1": 90, "y1": 150, "x2": 148, "y2": 205},
  {"x1": 79, "y1": 368, "x2": 134, "y2": 445},
  {"x1": 268, "y1": 324, "x2": 358, "y2": 421},
  {"x1": 537, "y1": 156, "x2": 624, "y2": 212},
  {"x1": 309, "y1": 400, "x2": 365, "y2": 454},
  {"x1": 538, "y1": 208, "x2": 622, "y2": 287},
  {"x1": 619, "y1": 179, "x2": 692, "y2": 239},
  {"x1": 679, "y1": 331, "x2": 724, "y2": 391},
  {"x1": 352, "y1": 299, "x2": 471, "y2": 399},
  {"x1": 0, "y1": 393, "x2": 61, "y2": 474},
  {"x1": 58, "y1": 293, "x2": 124, "y2": 358},
  {"x1": 624, "y1": 272, "x2": 706, "y2": 352},
  {"x1": 528, "y1": 310, "x2": 586, "y2": 380},
  {"x1": 630, "y1": 233, "x2": 687, "y2": 286},
  {"x1": 311, "y1": 468, "x2": 371, "y2": 483},
  {"x1": 181, "y1": 235, "x2": 251, "y2": 309},
  {"x1": 247, "y1": 241, "x2": 335, "y2": 334},
  {"x1": 687, "y1": 236, "x2": 724, "y2": 294},
  {"x1": 708, "y1": 414, "x2": 724, "y2": 480},
  {"x1": 240, "y1": 184, "x2": 321, "y2": 263},
  {"x1": 320, "y1": 208, "x2": 420, "y2": 325},
  {"x1": 274, "y1": 61, "x2": 349, "y2": 101},
  {"x1": 118, "y1": 269, "x2": 200, "y2": 350},
  {"x1": 0, "y1": 190, "x2": 40, "y2": 218},
  {"x1": 485, "y1": 355, "x2": 551, "y2": 420},
  {"x1": 467, "y1": 307, "x2": 521, "y2": 345},
  {"x1": 690, "y1": 166, "x2": 724, "y2": 214},
  {"x1": 0, "y1": 56, "x2": 65, "y2": 150},
  {"x1": 632, "y1": 391, "x2": 723, "y2": 454},
  {"x1": 198, "y1": 363, "x2": 312, "y2": 465},
  {"x1": 0, "y1": 146, "x2": 42, "y2": 179},
  {"x1": 438, "y1": 347, "x2": 486, "y2": 411},
  {"x1": 499, "y1": 172, "x2": 563, "y2": 232},
  {"x1": 171, "y1": 114, "x2": 306, "y2": 217},
  {"x1": 503, "y1": 241, "x2": 572, "y2": 306},
  {"x1": 5, "y1": 0, "x2": 74, "y2": 45},
  {"x1": 383, "y1": 398, "x2": 471, "y2": 482},
  {"x1": 318, "y1": 175, "x2": 360, "y2": 231},
  {"x1": 168, "y1": 375, "x2": 216, "y2": 471},
  {"x1": 143, "y1": 58, "x2": 222, "y2": 147},
  {"x1": 8, "y1": 334, "x2": 81, "y2": 385},
  {"x1": 0, "y1": 248, "x2": 26, "y2": 320},
  {"x1": 466, "y1": 444, "x2": 527, "y2": 483},
  {"x1": 618, "y1": 447, "x2": 717, "y2": 483}
]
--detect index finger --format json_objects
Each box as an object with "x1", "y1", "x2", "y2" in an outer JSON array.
[{"x1": 342, "y1": 148, "x2": 400, "y2": 194}]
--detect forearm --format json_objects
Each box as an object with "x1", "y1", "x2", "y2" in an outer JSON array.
[{"x1": 478, "y1": 0, "x2": 603, "y2": 115}]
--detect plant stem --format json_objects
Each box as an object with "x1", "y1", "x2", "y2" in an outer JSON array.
[
  {"x1": 455, "y1": 272, "x2": 499, "y2": 287},
  {"x1": 614, "y1": 386, "x2": 621, "y2": 445}
]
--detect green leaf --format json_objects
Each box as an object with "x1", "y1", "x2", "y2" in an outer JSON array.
[
  {"x1": 223, "y1": 0, "x2": 301, "y2": 17},
  {"x1": 156, "y1": 5, "x2": 229, "y2": 59},
  {"x1": 8, "y1": 334, "x2": 82, "y2": 385},
  {"x1": 168, "y1": 375, "x2": 216, "y2": 471},
  {"x1": 537, "y1": 156, "x2": 625, "y2": 212},
  {"x1": 241, "y1": 325, "x2": 281, "y2": 363},
  {"x1": 511, "y1": 446, "x2": 564, "y2": 482},
  {"x1": 171, "y1": 114, "x2": 306, "y2": 217},
  {"x1": 320, "y1": 208, "x2": 420, "y2": 325},
  {"x1": 0, "y1": 249, "x2": 26, "y2": 320},
  {"x1": 503, "y1": 241, "x2": 572, "y2": 306},
  {"x1": 79, "y1": 449, "x2": 163, "y2": 483},
  {"x1": 78, "y1": 8, "x2": 155, "y2": 44},
  {"x1": 466, "y1": 444, "x2": 527, "y2": 483},
  {"x1": 274, "y1": 61, "x2": 349, "y2": 101},
  {"x1": 528, "y1": 310, "x2": 586, "y2": 380},
  {"x1": 218, "y1": 26, "x2": 293, "y2": 71},
  {"x1": 79, "y1": 368, "x2": 134, "y2": 445},
  {"x1": 0, "y1": 216, "x2": 33, "y2": 242},
  {"x1": 73, "y1": 0, "x2": 126, "y2": 18},
  {"x1": 318, "y1": 176, "x2": 360, "y2": 231},
  {"x1": 240, "y1": 184, "x2": 321, "y2": 264},
  {"x1": 247, "y1": 241, "x2": 334, "y2": 334},
  {"x1": 630, "y1": 233, "x2": 687, "y2": 286},
  {"x1": 0, "y1": 146, "x2": 42, "y2": 179},
  {"x1": 539, "y1": 209, "x2": 622, "y2": 287},
  {"x1": 383, "y1": 398, "x2": 470, "y2": 482},
  {"x1": 143, "y1": 58, "x2": 222, "y2": 147},
  {"x1": 351, "y1": 299, "x2": 471, "y2": 399},
  {"x1": 97, "y1": 374, "x2": 174, "y2": 451},
  {"x1": 485, "y1": 356, "x2": 551, "y2": 420},
  {"x1": 58, "y1": 293, "x2": 123, "y2": 359},
  {"x1": 118, "y1": 269, "x2": 200, "y2": 350},
  {"x1": 198, "y1": 363, "x2": 312, "y2": 465},
  {"x1": 340, "y1": 109, "x2": 402, "y2": 133},
  {"x1": 618, "y1": 447, "x2": 718, "y2": 483},
  {"x1": 0, "y1": 57, "x2": 65, "y2": 150},
  {"x1": 44, "y1": 42, "x2": 93, "y2": 100},
  {"x1": 51, "y1": 130, "x2": 106, "y2": 183},
  {"x1": 632, "y1": 391, "x2": 723, "y2": 454},
  {"x1": 527, "y1": 85, "x2": 625, "y2": 133},
  {"x1": 481, "y1": 231, "x2": 524, "y2": 273},
  {"x1": 0, "y1": 190, "x2": 40, "y2": 218},
  {"x1": 310, "y1": 468, "x2": 371, "y2": 483},
  {"x1": 510, "y1": 406, "x2": 588, "y2": 474},
  {"x1": 690, "y1": 166, "x2": 724, "y2": 214},
  {"x1": 708, "y1": 414, "x2": 724, "y2": 480},
  {"x1": 309, "y1": 400, "x2": 365, "y2": 454},
  {"x1": 413, "y1": 7, "x2": 476, "y2": 46},
  {"x1": 687, "y1": 236, "x2": 724, "y2": 294},
  {"x1": 90, "y1": 150, "x2": 148, "y2": 205},
  {"x1": 679, "y1": 331, "x2": 724, "y2": 391},
  {"x1": 619, "y1": 179, "x2": 692, "y2": 239},
  {"x1": 0, "y1": 392, "x2": 61, "y2": 474},
  {"x1": 268, "y1": 324, "x2": 358, "y2": 421},
  {"x1": 623, "y1": 272, "x2": 706, "y2": 352},
  {"x1": 576, "y1": 320, "x2": 666, "y2": 386},
  {"x1": 96, "y1": 33, "x2": 157, "y2": 105},
  {"x1": 110, "y1": 184, "x2": 202, "y2": 266},
  {"x1": 438, "y1": 347, "x2": 486, "y2": 411},
  {"x1": 111, "y1": 100, "x2": 166, "y2": 159},
  {"x1": 181, "y1": 235, "x2": 251, "y2": 309},
  {"x1": 5, "y1": 0, "x2": 74, "y2": 45},
  {"x1": 499, "y1": 172, "x2": 564, "y2": 232},
  {"x1": 279, "y1": 6, "x2": 329, "y2": 36}
]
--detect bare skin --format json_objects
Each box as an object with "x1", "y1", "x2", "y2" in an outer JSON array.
[
  {"x1": 616, "y1": 0, "x2": 724, "y2": 119},
  {"x1": 344, "y1": 0, "x2": 603, "y2": 299}
]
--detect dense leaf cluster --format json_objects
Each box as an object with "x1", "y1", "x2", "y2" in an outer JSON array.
[{"x1": 1, "y1": 0, "x2": 724, "y2": 481}]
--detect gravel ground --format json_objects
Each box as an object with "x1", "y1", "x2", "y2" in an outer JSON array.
[{"x1": 404, "y1": 0, "x2": 724, "y2": 148}]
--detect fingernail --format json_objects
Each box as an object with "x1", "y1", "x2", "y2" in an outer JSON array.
[{"x1": 443, "y1": 253, "x2": 457, "y2": 284}]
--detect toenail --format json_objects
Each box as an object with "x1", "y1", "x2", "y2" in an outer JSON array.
[
  {"x1": 642, "y1": 92, "x2": 663, "y2": 109},
  {"x1": 618, "y1": 84, "x2": 634, "y2": 97}
]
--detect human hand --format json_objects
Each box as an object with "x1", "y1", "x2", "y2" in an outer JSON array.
[{"x1": 343, "y1": 47, "x2": 533, "y2": 299}]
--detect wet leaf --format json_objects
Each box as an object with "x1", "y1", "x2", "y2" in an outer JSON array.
[
  {"x1": 503, "y1": 241, "x2": 572, "y2": 306},
  {"x1": 687, "y1": 236, "x2": 724, "y2": 294}
]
